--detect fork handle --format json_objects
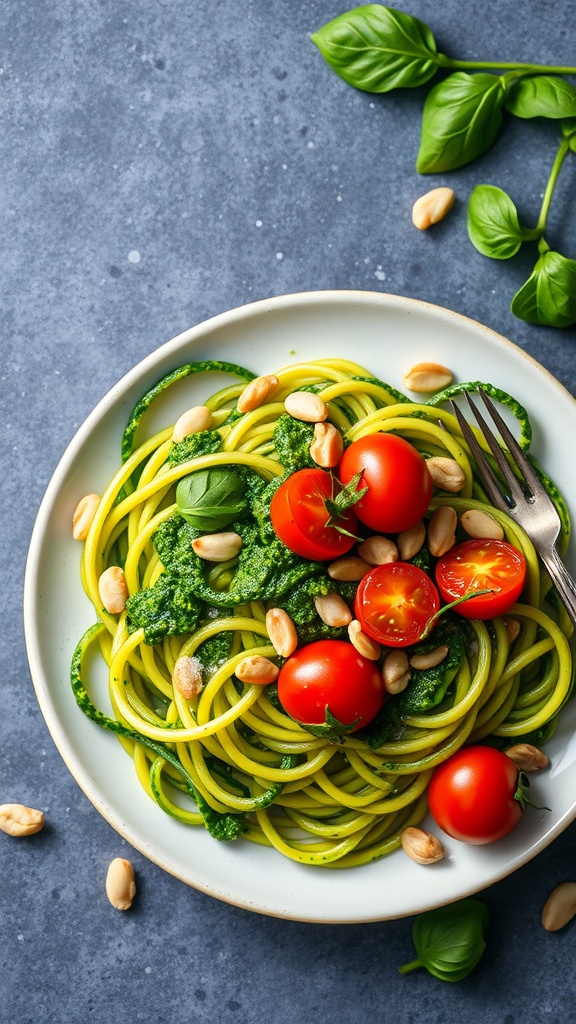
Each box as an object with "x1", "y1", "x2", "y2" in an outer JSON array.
[{"x1": 539, "y1": 547, "x2": 576, "y2": 629}]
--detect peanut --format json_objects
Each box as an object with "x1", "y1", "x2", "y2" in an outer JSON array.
[
  {"x1": 172, "y1": 405, "x2": 213, "y2": 442},
  {"x1": 411, "y1": 187, "x2": 455, "y2": 231},
  {"x1": 106, "y1": 857, "x2": 136, "y2": 911},
  {"x1": 0, "y1": 803, "x2": 44, "y2": 837},
  {"x1": 72, "y1": 493, "x2": 100, "y2": 540},
  {"x1": 266, "y1": 607, "x2": 298, "y2": 658},
  {"x1": 314, "y1": 593, "x2": 353, "y2": 628},
  {"x1": 328, "y1": 556, "x2": 371, "y2": 582},
  {"x1": 410, "y1": 644, "x2": 449, "y2": 671},
  {"x1": 357, "y1": 535, "x2": 399, "y2": 566},
  {"x1": 192, "y1": 532, "x2": 243, "y2": 562},
  {"x1": 401, "y1": 826, "x2": 444, "y2": 865},
  {"x1": 427, "y1": 506, "x2": 457, "y2": 557},
  {"x1": 427, "y1": 457, "x2": 466, "y2": 493},
  {"x1": 173, "y1": 656, "x2": 204, "y2": 700},
  {"x1": 98, "y1": 566, "x2": 128, "y2": 614},
  {"x1": 237, "y1": 374, "x2": 280, "y2": 413},
  {"x1": 309, "y1": 421, "x2": 344, "y2": 468},
  {"x1": 542, "y1": 882, "x2": 576, "y2": 931},
  {"x1": 284, "y1": 391, "x2": 329, "y2": 423},
  {"x1": 348, "y1": 620, "x2": 380, "y2": 660},
  {"x1": 461, "y1": 508, "x2": 505, "y2": 540},
  {"x1": 397, "y1": 521, "x2": 426, "y2": 561},
  {"x1": 505, "y1": 743, "x2": 549, "y2": 772},
  {"x1": 403, "y1": 362, "x2": 454, "y2": 393},
  {"x1": 235, "y1": 655, "x2": 279, "y2": 685},
  {"x1": 382, "y1": 650, "x2": 411, "y2": 694}
]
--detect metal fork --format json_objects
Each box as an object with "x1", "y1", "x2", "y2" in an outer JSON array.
[{"x1": 450, "y1": 389, "x2": 576, "y2": 628}]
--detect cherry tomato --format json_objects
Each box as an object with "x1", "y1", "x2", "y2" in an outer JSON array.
[
  {"x1": 277, "y1": 639, "x2": 385, "y2": 732},
  {"x1": 354, "y1": 562, "x2": 440, "y2": 648},
  {"x1": 428, "y1": 745, "x2": 525, "y2": 844},
  {"x1": 339, "y1": 433, "x2": 432, "y2": 533},
  {"x1": 435, "y1": 538, "x2": 526, "y2": 620},
  {"x1": 270, "y1": 469, "x2": 358, "y2": 561}
]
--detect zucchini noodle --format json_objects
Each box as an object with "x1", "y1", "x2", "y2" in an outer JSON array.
[{"x1": 72, "y1": 358, "x2": 574, "y2": 867}]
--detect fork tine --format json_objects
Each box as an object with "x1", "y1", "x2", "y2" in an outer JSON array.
[
  {"x1": 477, "y1": 390, "x2": 543, "y2": 496},
  {"x1": 462, "y1": 392, "x2": 525, "y2": 503},
  {"x1": 449, "y1": 399, "x2": 510, "y2": 509}
]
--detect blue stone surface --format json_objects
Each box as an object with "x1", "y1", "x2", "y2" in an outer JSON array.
[{"x1": 2, "y1": 2, "x2": 576, "y2": 1021}]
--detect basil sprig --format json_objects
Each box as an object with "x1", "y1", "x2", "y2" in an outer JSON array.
[
  {"x1": 398, "y1": 898, "x2": 490, "y2": 982},
  {"x1": 312, "y1": 5, "x2": 576, "y2": 328},
  {"x1": 176, "y1": 469, "x2": 247, "y2": 532},
  {"x1": 468, "y1": 122, "x2": 576, "y2": 327}
]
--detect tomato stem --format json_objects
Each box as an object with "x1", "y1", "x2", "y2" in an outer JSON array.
[
  {"x1": 514, "y1": 770, "x2": 550, "y2": 813},
  {"x1": 421, "y1": 589, "x2": 496, "y2": 639}
]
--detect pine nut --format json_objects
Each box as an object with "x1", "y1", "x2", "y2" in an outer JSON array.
[
  {"x1": 542, "y1": 882, "x2": 576, "y2": 931},
  {"x1": 401, "y1": 826, "x2": 444, "y2": 865},
  {"x1": 427, "y1": 506, "x2": 457, "y2": 557},
  {"x1": 0, "y1": 803, "x2": 44, "y2": 837},
  {"x1": 411, "y1": 187, "x2": 455, "y2": 231},
  {"x1": 505, "y1": 743, "x2": 549, "y2": 772},
  {"x1": 504, "y1": 617, "x2": 521, "y2": 644},
  {"x1": 173, "y1": 656, "x2": 204, "y2": 700},
  {"x1": 309, "y1": 421, "x2": 344, "y2": 468},
  {"x1": 410, "y1": 645, "x2": 449, "y2": 671},
  {"x1": 266, "y1": 607, "x2": 298, "y2": 658},
  {"x1": 403, "y1": 362, "x2": 454, "y2": 393},
  {"x1": 427, "y1": 457, "x2": 466, "y2": 493},
  {"x1": 314, "y1": 593, "x2": 353, "y2": 628},
  {"x1": 284, "y1": 391, "x2": 329, "y2": 423},
  {"x1": 328, "y1": 556, "x2": 371, "y2": 582},
  {"x1": 461, "y1": 508, "x2": 504, "y2": 540},
  {"x1": 357, "y1": 535, "x2": 399, "y2": 565},
  {"x1": 382, "y1": 650, "x2": 411, "y2": 694},
  {"x1": 235, "y1": 655, "x2": 279, "y2": 685},
  {"x1": 98, "y1": 566, "x2": 128, "y2": 614},
  {"x1": 106, "y1": 858, "x2": 136, "y2": 911},
  {"x1": 192, "y1": 532, "x2": 243, "y2": 562},
  {"x1": 397, "y1": 521, "x2": 426, "y2": 561},
  {"x1": 72, "y1": 493, "x2": 100, "y2": 540},
  {"x1": 237, "y1": 374, "x2": 280, "y2": 413},
  {"x1": 348, "y1": 620, "x2": 380, "y2": 660},
  {"x1": 172, "y1": 405, "x2": 213, "y2": 442}
]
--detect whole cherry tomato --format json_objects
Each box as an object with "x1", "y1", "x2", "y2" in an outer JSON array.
[
  {"x1": 435, "y1": 538, "x2": 526, "y2": 619},
  {"x1": 339, "y1": 433, "x2": 432, "y2": 533},
  {"x1": 277, "y1": 639, "x2": 385, "y2": 732},
  {"x1": 354, "y1": 562, "x2": 440, "y2": 647},
  {"x1": 428, "y1": 745, "x2": 527, "y2": 844},
  {"x1": 270, "y1": 468, "x2": 358, "y2": 561}
]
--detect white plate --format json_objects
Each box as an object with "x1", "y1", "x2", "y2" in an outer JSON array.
[{"x1": 24, "y1": 290, "x2": 576, "y2": 922}]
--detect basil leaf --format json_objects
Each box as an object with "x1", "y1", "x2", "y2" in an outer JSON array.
[
  {"x1": 399, "y1": 898, "x2": 489, "y2": 982},
  {"x1": 417, "y1": 72, "x2": 507, "y2": 173},
  {"x1": 467, "y1": 184, "x2": 528, "y2": 259},
  {"x1": 176, "y1": 469, "x2": 247, "y2": 531},
  {"x1": 311, "y1": 4, "x2": 439, "y2": 93},
  {"x1": 511, "y1": 250, "x2": 576, "y2": 328},
  {"x1": 505, "y1": 75, "x2": 576, "y2": 119}
]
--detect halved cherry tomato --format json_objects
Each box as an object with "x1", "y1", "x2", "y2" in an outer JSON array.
[
  {"x1": 277, "y1": 639, "x2": 385, "y2": 732},
  {"x1": 354, "y1": 562, "x2": 440, "y2": 648},
  {"x1": 339, "y1": 433, "x2": 432, "y2": 533},
  {"x1": 428, "y1": 745, "x2": 525, "y2": 844},
  {"x1": 435, "y1": 538, "x2": 526, "y2": 620},
  {"x1": 270, "y1": 468, "x2": 358, "y2": 561}
]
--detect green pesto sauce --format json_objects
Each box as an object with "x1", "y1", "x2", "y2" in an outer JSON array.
[{"x1": 362, "y1": 618, "x2": 469, "y2": 748}]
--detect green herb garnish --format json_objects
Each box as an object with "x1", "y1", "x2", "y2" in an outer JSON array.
[{"x1": 399, "y1": 898, "x2": 490, "y2": 982}]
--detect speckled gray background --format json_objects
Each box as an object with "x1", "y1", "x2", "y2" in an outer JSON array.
[{"x1": 2, "y1": 2, "x2": 576, "y2": 1021}]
